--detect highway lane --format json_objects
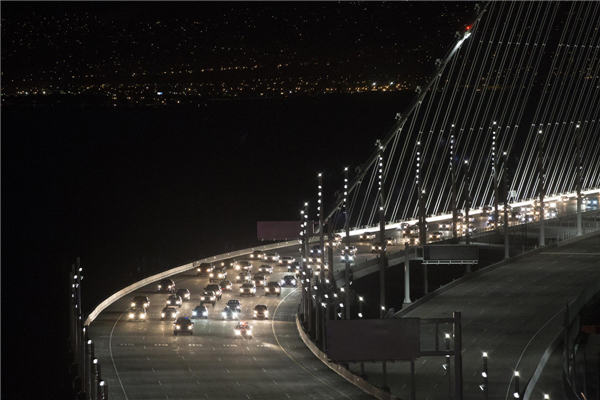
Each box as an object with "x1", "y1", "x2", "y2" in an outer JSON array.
[
  {"x1": 355, "y1": 234, "x2": 600, "y2": 400},
  {"x1": 89, "y1": 248, "x2": 377, "y2": 400}
]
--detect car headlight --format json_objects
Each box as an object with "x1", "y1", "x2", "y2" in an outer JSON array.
[
  {"x1": 176, "y1": 325, "x2": 181, "y2": 329},
  {"x1": 158, "y1": 285, "x2": 162, "y2": 289},
  {"x1": 210, "y1": 273, "x2": 214, "y2": 277},
  {"x1": 144, "y1": 303, "x2": 148, "y2": 307},
  {"x1": 222, "y1": 312, "x2": 226, "y2": 316},
  {"x1": 176, "y1": 300, "x2": 181, "y2": 304},
  {"x1": 264, "y1": 311, "x2": 268, "y2": 315},
  {"x1": 292, "y1": 279, "x2": 296, "y2": 283},
  {"x1": 168, "y1": 285, "x2": 172, "y2": 289},
  {"x1": 233, "y1": 313, "x2": 238, "y2": 318},
  {"x1": 253, "y1": 310, "x2": 258, "y2": 314},
  {"x1": 203, "y1": 312, "x2": 208, "y2": 316},
  {"x1": 197, "y1": 268, "x2": 201, "y2": 271},
  {"x1": 210, "y1": 296, "x2": 215, "y2": 300},
  {"x1": 235, "y1": 330, "x2": 241, "y2": 335},
  {"x1": 192, "y1": 311, "x2": 197, "y2": 316},
  {"x1": 275, "y1": 288, "x2": 280, "y2": 292},
  {"x1": 185, "y1": 294, "x2": 190, "y2": 298},
  {"x1": 141, "y1": 314, "x2": 146, "y2": 318},
  {"x1": 265, "y1": 288, "x2": 269, "y2": 292},
  {"x1": 131, "y1": 302, "x2": 136, "y2": 307},
  {"x1": 167, "y1": 301, "x2": 171, "y2": 304},
  {"x1": 240, "y1": 288, "x2": 244, "y2": 292},
  {"x1": 227, "y1": 285, "x2": 231, "y2": 289},
  {"x1": 129, "y1": 313, "x2": 135, "y2": 318},
  {"x1": 236, "y1": 276, "x2": 240, "y2": 279},
  {"x1": 161, "y1": 313, "x2": 165, "y2": 317}
]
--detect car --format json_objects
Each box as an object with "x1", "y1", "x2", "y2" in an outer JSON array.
[
  {"x1": 219, "y1": 280, "x2": 233, "y2": 292},
  {"x1": 176, "y1": 288, "x2": 191, "y2": 301},
  {"x1": 131, "y1": 296, "x2": 150, "y2": 308},
  {"x1": 128, "y1": 307, "x2": 147, "y2": 322},
  {"x1": 429, "y1": 231, "x2": 442, "y2": 240},
  {"x1": 204, "y1": 284, "x2": 223, "y2": 299},
  {"x1": 235, "y1": 260, "x2": 252, "y2": 272},
  {"x1": 264, "y1": 281, "x2": 281, "y2": 296},
  {"x1": 157, "y1": 278, "x2": 175, "y2": 293},
  {"x1": 560, "y1": 195, "x2": 570, "y2": 202},
  {"x1": 341, "y1": 246, "x2": 357, "y2": 255},
  {"x1": 281, "y1": 275, "x2": 298, "y2": 287},
  {"x1": 278, "y1": 256, "x2": 295, "y2": 265},
  {"x1": 386, "y1": 237, "x2": 397, "y2": 245},
  {"x1": 196, "y1": 262, "x2": 215, "y2": 276},
  {"x1": 220, "y1": 258, "x2": 237, "y2": 269},
  {"x1": 209, "y1": 267, "x2": 227, "y2": 282},
  {"x1": 288, "y1": 261, "x2": 301, "y2": 272},
  {"x1": 161, "y1": 307, "x2": 178, "y2": 320},
  {"x1": 253, "y1": 274, "x2": 267, "y2": 288},
  {"x1": 200, "y1": 291, "x2": 217, "y2": 306},
  {"x1": 462, "y1": 225, "x2": 476, "y2": 233},
  {"x1": 439, "y1": 222, "x2": 452, "y2": 230},
  {"x1": 222, "y1": 306, "x2": 239, "y2": 320},
  {"x1": 486, "y1": 220, "x2": 502, "y2": 228},
  {"x1": 310, "y1": 245, "x2": 322, "y2": 256},
  {"x1": 234, "y1": 271, "x2": 252, "y2": 283},
  {"x1": 226, "y1": 299, "x2": 242, "y2": 313},
  {"x1": 258, "y1": 265, "x2": 273, "y2": 274},
  {"x1": 332, "y1": 234, "x2": 342, "y2": 243},
  {"x1": 405, "y1": 234, "x2": 420, "y2": 245},
  {"x1": 240, "y1": 282, "x2": 257, "y2": 296},
  {"x1": 482, "y1": 205, "x2": 492, "y2": 214},
  {"x1": 370, "y1": 244, "x2": 385, "y2": 253},
  {"x1": 249, "y1": 250, "x2": 265, "y2": 260},
  {"x1": 253, "y1": 304, "x2": 269, "y2": 319},
  {"x1": 547, "y1": 207, "x2": 558, "y2": 218},
  {"x1": 174, "y1": 317, "x2": 193, "y2": 335},
  {"x1": 587, "y1": 197, "x2": 599, "y2": 206},
  {"x1": 234, "y1": 321, "x2": 253, "y2": 338},
  {"x1": 166, "y1": 294, "x2": 182, "y2": 307},
  {"x1": 192, "y1": 305, "x2": 208, "y2": 319},
  {"x1": 359, "y1": 233, "x2": 376, "y2": 241},
  {"x1": 325, "y1": 240, "x2": 341, "y2": 247},
  {"x1": 264, "y1": 252, "x2": 280, "y2": 262}
]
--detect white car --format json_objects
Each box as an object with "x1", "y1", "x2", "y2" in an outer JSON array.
[{"x1": 278, "y1": 256, "x2": 295, "y2": 265}]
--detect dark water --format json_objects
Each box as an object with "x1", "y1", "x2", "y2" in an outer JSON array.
[{"x1": 2, "y1": 92, "x2": 414, "y2": 398}]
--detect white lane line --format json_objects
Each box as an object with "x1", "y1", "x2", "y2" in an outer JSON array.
[
  {"x1": 152, "y1": 368, "x2": 155, "y2": 372},
  {"x1": 273, "y1": 380, "x2": 278, "y2": 385},
  {"x1": 272, "y1": 288, "x2": 353, "y2": 400},
  {"x1": 158, "y1": 380, "x2": 162, "y2": 385},
  {"x1": 226, "y1": 368, "x2": 230, "y2": 373},
  {"x1": 285, "y1": 394, "x2": 290, "y2": 398},
  {"x1": 109, "y1": 312, "x2": 130, "y2": 400}
]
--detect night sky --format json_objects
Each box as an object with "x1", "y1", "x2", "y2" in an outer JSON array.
[{"x1": 2, "y1": 2, "x2": 478, "y2": 399}]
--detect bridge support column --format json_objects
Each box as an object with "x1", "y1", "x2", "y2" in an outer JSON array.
[
  {"x1": 576, "y1": 123, "x2": 583, "y2": 236},
  {"x1": 503, "y1": 154, "x2": 510, "y2": 259},
  {"x1": 377, "y1": 143, "x2": 387, "y2": 318},
  {"x1": 454, "y1": 311, "x2": 463, "y2": 400},
  {"x1": 538, "y1": 128, "x2": 545, "y2": 246},
  {"x1": 404, "y1": 244, "x2": 411, "y2": 305}
]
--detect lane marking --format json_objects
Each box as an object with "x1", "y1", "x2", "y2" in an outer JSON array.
[
  {"x1": 109, "y1": 312, "x2": 130, "y2": 400},
  {"x1": 272, "y1": 288, "x2": 353, "y2": 400}
]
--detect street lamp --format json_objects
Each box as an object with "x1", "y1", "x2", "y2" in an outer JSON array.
[
  {"x1": 514, "y1": 371, "x2": 520, "y2": 398},
  {"x1": 481, "y1": 351, "x2": 489, "y2": 399}
]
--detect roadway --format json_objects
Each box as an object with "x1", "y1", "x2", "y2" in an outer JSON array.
[
  {"x1": 354, "y1": 234, "x2": 600, "y2": 400},
  {"x1": 89, "y1": 248, "x2": 377, "y2": 400},
  {"x1": 88, "y1": 195, "x2": 597, "y2": 400}
]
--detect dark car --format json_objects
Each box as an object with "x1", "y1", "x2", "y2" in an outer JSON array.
[
  {"x1": 288, "y1": 261, "x2": 301, "y2": 273},
  {"x1": 219, "y1": 280, "x2": 233, "y2": 292},
  {"x1": 265, "y1": 281, "x2": 281, "y2": 297},
  {"x1": 278, "y1": 256, "x2": 295, "y2": 265},
  {"x1": 226, "y1": 299, "x2": 242, "y2": 313},
  {"x1": 166, "y1": 294, "x2": 182, "y2": 308},
  {"x1": 253, "y1": 304, "x2": 269, "y2": 319},
  {"x1": 200, "y1": 291, "x2": 217, "y2": 306},
  {"x1": 264, "y1": 252, "x2": 280, "y2": 262},
  {"x1": 280, "y1": 275, "x2": 298, "y2": 287},
  {"x1": 176, "y1": 288, "x2": 191, "y2": 301},
  {"x1": 222, "y1": 306, "x2": 239, "y2": 320},
  {"x1": 310, "y1": 245, "x2": 322, "y2": 255},
  {"x1": 158, "y1": 278, "x2": 175, "y2": 293},
  {"x1": 131, "y1": 296, "x2": 150, "y2": 308},
  {"x1": 196, "y1": 262, "x2": 214, "y2": 276},
  {"x1": 128, "y1": 307, "x2": 148, "y2": 322},
  {"x1": 234, "y1": 271, "x2": 252, "y2": 284},
  {"x1": 258, "y1": 265, "x2": 273, "y2": 275},
  {"x1": 253, "y1": 274, "x2": 267, "y2": 288},
  {"x1": 234, "y1": 321, "x2": 253, "y2": 338},
  {"x1": 359, "y1": 233, "x2": 376, "y2": 241},
  {"x1": 204, "y1": 284, "x2": 223, "y2": 300},
  {"x1": 249, "y1": 250, "x2": 265, "y2": 260},
  {"x1": 209, "y1": 267, "x2": 227, "y2": 283},
  {"x1": 192, "y1": 305, "x2": 208, "y2": 319},
  {"x1": 240, "y1": 282, "x2": 257, "y2": 296},
  {"x1": 342, "y1": 246, "x2": 358, "y2": 255},
  {"x1": 161, "y1": 307, "x2": 178, "y2": 320},
  {"x1": 220, "y1": 258, "x2": 237, "y2": 269},
  {"x1": 174, "y1": 317, "x2": 193, "y2": 335}
]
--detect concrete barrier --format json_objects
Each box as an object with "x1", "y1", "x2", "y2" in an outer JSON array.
[
  {"x1": 85, "y1": 239, "x2": 308, "y2": 325},
  {"x1": 295, "y1": 314, "x2": 398, "y2": 400}
]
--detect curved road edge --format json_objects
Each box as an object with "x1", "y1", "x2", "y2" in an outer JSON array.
[{"x1": 295, "y1": 315, "x2": 398, "y2": 400}]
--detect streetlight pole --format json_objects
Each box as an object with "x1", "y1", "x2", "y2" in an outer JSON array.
[
  {"x1": 404, "y1": 244, "x2": 411, "y2": 306},
  {"x1": 445, "y1": 333, "x2": 452, "y2": 398},
  {"x1": 450, "y1": 128, "x2": 458, "y2": 240},
  {"x1": 300, "y1": 208, "x2": 307, "y2": 323},
  {"x1": 378, "y1": 141, "x2": 387, "y2": 318},
  {"x1": 503, "y1": 152, "x2": 510, "y2": 259},
  {"x1": 576, "y1": 123, "x2": 582, "y2": 236},
  {"x1": 492, "y1": 122, "x2": 500, "y2": 229},
  {"x1": 482, "y1": 352, "x2": 489, "y2": 400},
  {"x1": 514, "y1": 371, "x2": 520, "y2": 399},
  {"x1": 416, "y1": 141, "x2": 427, "y2": 246},
  {"x1": 304, "y1": 202, "x2": 313, "y2": 334},
  {"x1": 344, "y1": 167, "x2": 351, "y2": 320},
  {"x1": 538, "y1": 129, "x2": 545, "y2": 246}
]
